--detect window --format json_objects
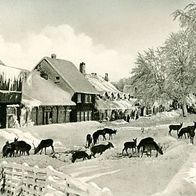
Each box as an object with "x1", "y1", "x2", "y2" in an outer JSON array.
[
  {"x1": 77, "y1": 94, "x2": 82, "y2": 103},
  {"x1": 85, "y1": 111, "x2": 88, "y2": 121},
  {"x1": 88, "y1": 95, "x2": 92, "y2": 103},
  {"x1": 88, "y1": 111, "x2": 92, "y2": 120},
  {"x1": 55, "y1": 76, "x2": 60, "y2": 84},
  {"x1": 77, "y1": 111, "x2": 81, "y2": 121},
  {"x1": 84, "y1": 94, "x2": 92, "y2": 103},
  {"x1": 40, "y1": 72, "x2": 48, "y2": 80}
]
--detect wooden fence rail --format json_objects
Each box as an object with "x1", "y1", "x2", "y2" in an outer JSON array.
[{"x1": 0, "y1": 161, "x2": 113, "y2": 196}]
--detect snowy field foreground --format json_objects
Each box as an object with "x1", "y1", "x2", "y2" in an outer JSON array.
[{"x1": 0, "y1": 112, "x2": 196, "y2": 195}]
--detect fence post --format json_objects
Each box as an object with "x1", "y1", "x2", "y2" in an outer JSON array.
[
  {"x1": 33, "y1": 165, "x2": 40, "y2": 195},
  {"x1": 0, "y1": 161, "x2": 7, "y2": 194},
  {"x1": 22, "y1": 162, "x2": 29, "y2": 195}
]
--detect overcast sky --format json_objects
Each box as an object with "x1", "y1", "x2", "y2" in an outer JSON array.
[{"x1": 0, "y1": 0, "x2": 191, "y2": 81}]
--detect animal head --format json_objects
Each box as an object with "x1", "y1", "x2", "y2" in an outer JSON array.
[
  {"x1": 133, "y1": 138, "x2": 137, "y2": 144},
  {"x1": 177, "y1": 131, "x2": 182, "y2": 138},
  {"x1": 114, "y1": 129, "x2": 117, "y2": 134},
  {"x1": 33, "y1": 142, "x2": 41, "y2": 154},
  {"x1": 180, "y1": 122, "x2": 183, "y2": 126},
  {"x1": 158, "y1": 146, "x2": 163, "y2": 155},
  {"x1": 14, "y1": 138, "x2": 18, "y2": 142},
  {"x1": 108, "y1": 142, "x2": 114, "y2": 148}
]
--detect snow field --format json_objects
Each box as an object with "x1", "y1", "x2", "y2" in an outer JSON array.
[{"x1": 0, "y1": 113, "x2": 196, "y2": 195}]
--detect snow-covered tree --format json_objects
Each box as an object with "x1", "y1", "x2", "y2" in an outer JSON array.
[
  {"x1": 173, "y1": 3, "x2": 196, "y2": 32},
  {"x1": 130, "y1": 48, "x2": 168, "y2": 107},
  {"x1": 129, "y1": 3, "x2": 196, "y2": 117},
  {"x1": 162, "y1": 30, "x2": 196, "y2": 116}
]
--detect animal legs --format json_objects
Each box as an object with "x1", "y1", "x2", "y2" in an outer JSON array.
[
  {"x1": 51, "y1": 145, "x2": 55, "y2": 153},
  {"x1": 169, "y1": 129, "x2": 172, "y2": 136}
]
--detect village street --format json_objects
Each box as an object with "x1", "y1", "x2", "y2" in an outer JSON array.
[{"x1": 0, "y1": 111, "x2": 196, "y2": 195}]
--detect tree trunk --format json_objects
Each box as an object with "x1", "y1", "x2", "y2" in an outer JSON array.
[
  {"x1": 182, "y1": 102, "x2": 188, "y2": 117},
  {"x1": 143, "y1": 107, "x2": 146, "y2": 116}
]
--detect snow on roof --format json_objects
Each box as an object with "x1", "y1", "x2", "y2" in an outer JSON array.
[
  {"x1": 22, "y1": 94, "x2": 42, "y2": 108},
  {"x1": 0, "y1": 64, "x2": 23, "y2": 90},
  {"x1": 85, "y1": 74, "x2": 121, "y2": 94},
  {"x1": 95, "y1": 99, "x2": 136, "y2": 110},
  {"x1": 22, "y1": 71, "x2": 75, "y2": 106},
  {"x1": 43, "y1": 57, "x2": 98, "y2": 95}
]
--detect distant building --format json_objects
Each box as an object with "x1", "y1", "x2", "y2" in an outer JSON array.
[
  {"x1": 22, "y1": 55, "x2": 98, "y2": 126},
  {"x1": 0, "y1": 61, "x2": 28, "y2": 128},
  {"x1": 83, "y1": 70, "x2": 137, "y2": 122}
]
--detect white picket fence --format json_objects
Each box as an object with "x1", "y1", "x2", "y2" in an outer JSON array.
[{"x1": 0, "y1": 161, "x2": 113, "y2": 196}]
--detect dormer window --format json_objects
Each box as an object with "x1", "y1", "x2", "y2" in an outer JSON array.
[{"x1": 40, "y1": 72, "x2": 48, "y2": 80}]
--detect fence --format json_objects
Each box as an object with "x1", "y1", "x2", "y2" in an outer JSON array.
[{"x1": 0, "y1": 161, "x2": 113, "y2": 196}]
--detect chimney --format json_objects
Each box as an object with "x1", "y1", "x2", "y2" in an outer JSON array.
[
  {"x1": 79, "y1": 62, "x2": 86, "y2": 75},
  {"x1": 105, "y1": 73, "x2": 109, "y2": 81},
  {"x1": 51, "y1": 53, "x2": 56, "y2": 59}
]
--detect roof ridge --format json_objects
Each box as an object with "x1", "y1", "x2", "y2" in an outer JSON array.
[{"x1": 44, "y1": 57, "x2": 75, "y2": 93}]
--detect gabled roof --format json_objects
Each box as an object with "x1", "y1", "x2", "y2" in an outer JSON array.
[
  {"x1": 22, "y1": 71, "x2": 75, "y2": 106},
  {"x1": 85, "y1": 73, "x2": 121, "y2": 94},
  {"x1": 43, "y1": 57, "x2": 98, "y2": 95}
]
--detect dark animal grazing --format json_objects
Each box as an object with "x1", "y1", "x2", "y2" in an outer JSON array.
[
  {"x1": 92, "y1": 129, "x2": 106, "y2": 144},
  {"x1": 86, "y1": 134, "x2": 92, "y2": 148},
  {"x1": 178, "y1": 122, "x2": 196, "y2": 143},
  {"x1": 34, "y1": 139, "x2": 54, "y2": 155},
  {"x1": 2, "y1": 141, "x2": 15, "y2": 158},
  {"x1": 2, "y1": 138, "x2": 19, "y2": 157},
  {"x1": 91, "y1": 142, "x2": 114, "y2": 158},
  {"x1": 122, "y1": 138, "x2": 137, "y2": 155},
  {"x1": 140, "y1": 141, "x2": 163, "y2": 157},
  {"x1": 169, "y1": 122, "x2": 183, "y2": 136},
  {"x1": 137, "y1": 137, "x2": 154, "y2": 155},
  {"x1": 15, "y1": 140, "x2": 31, "y2": 156},
  {"x1": 103, "y1": 128, "x2": 117, "y2": 140},
  {"x1": 71, "y1": 151, "x2": 91, "y2": 163},
  {"x1": 178, "y1": 128, "x2": 190, "y2": 139},
  {"x1": 3, "y1": 138, "x2": 32, "y2": 157}
]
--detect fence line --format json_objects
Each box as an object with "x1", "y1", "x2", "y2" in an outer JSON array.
[{"x1": 0, "y1": 161, "x2": 113, "y2": 196}]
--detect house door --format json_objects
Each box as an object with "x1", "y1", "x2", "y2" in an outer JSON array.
[
  {"x1": 0, "y1": 104, "x2": 6, "y2": 128},
  {"x1": 44, "y1": 111, "x2": 53, "y2": 124}
]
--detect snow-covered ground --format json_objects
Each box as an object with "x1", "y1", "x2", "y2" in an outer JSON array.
[{"x1": 1, "y1": 111, "x2": 196, "y2": 196}]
